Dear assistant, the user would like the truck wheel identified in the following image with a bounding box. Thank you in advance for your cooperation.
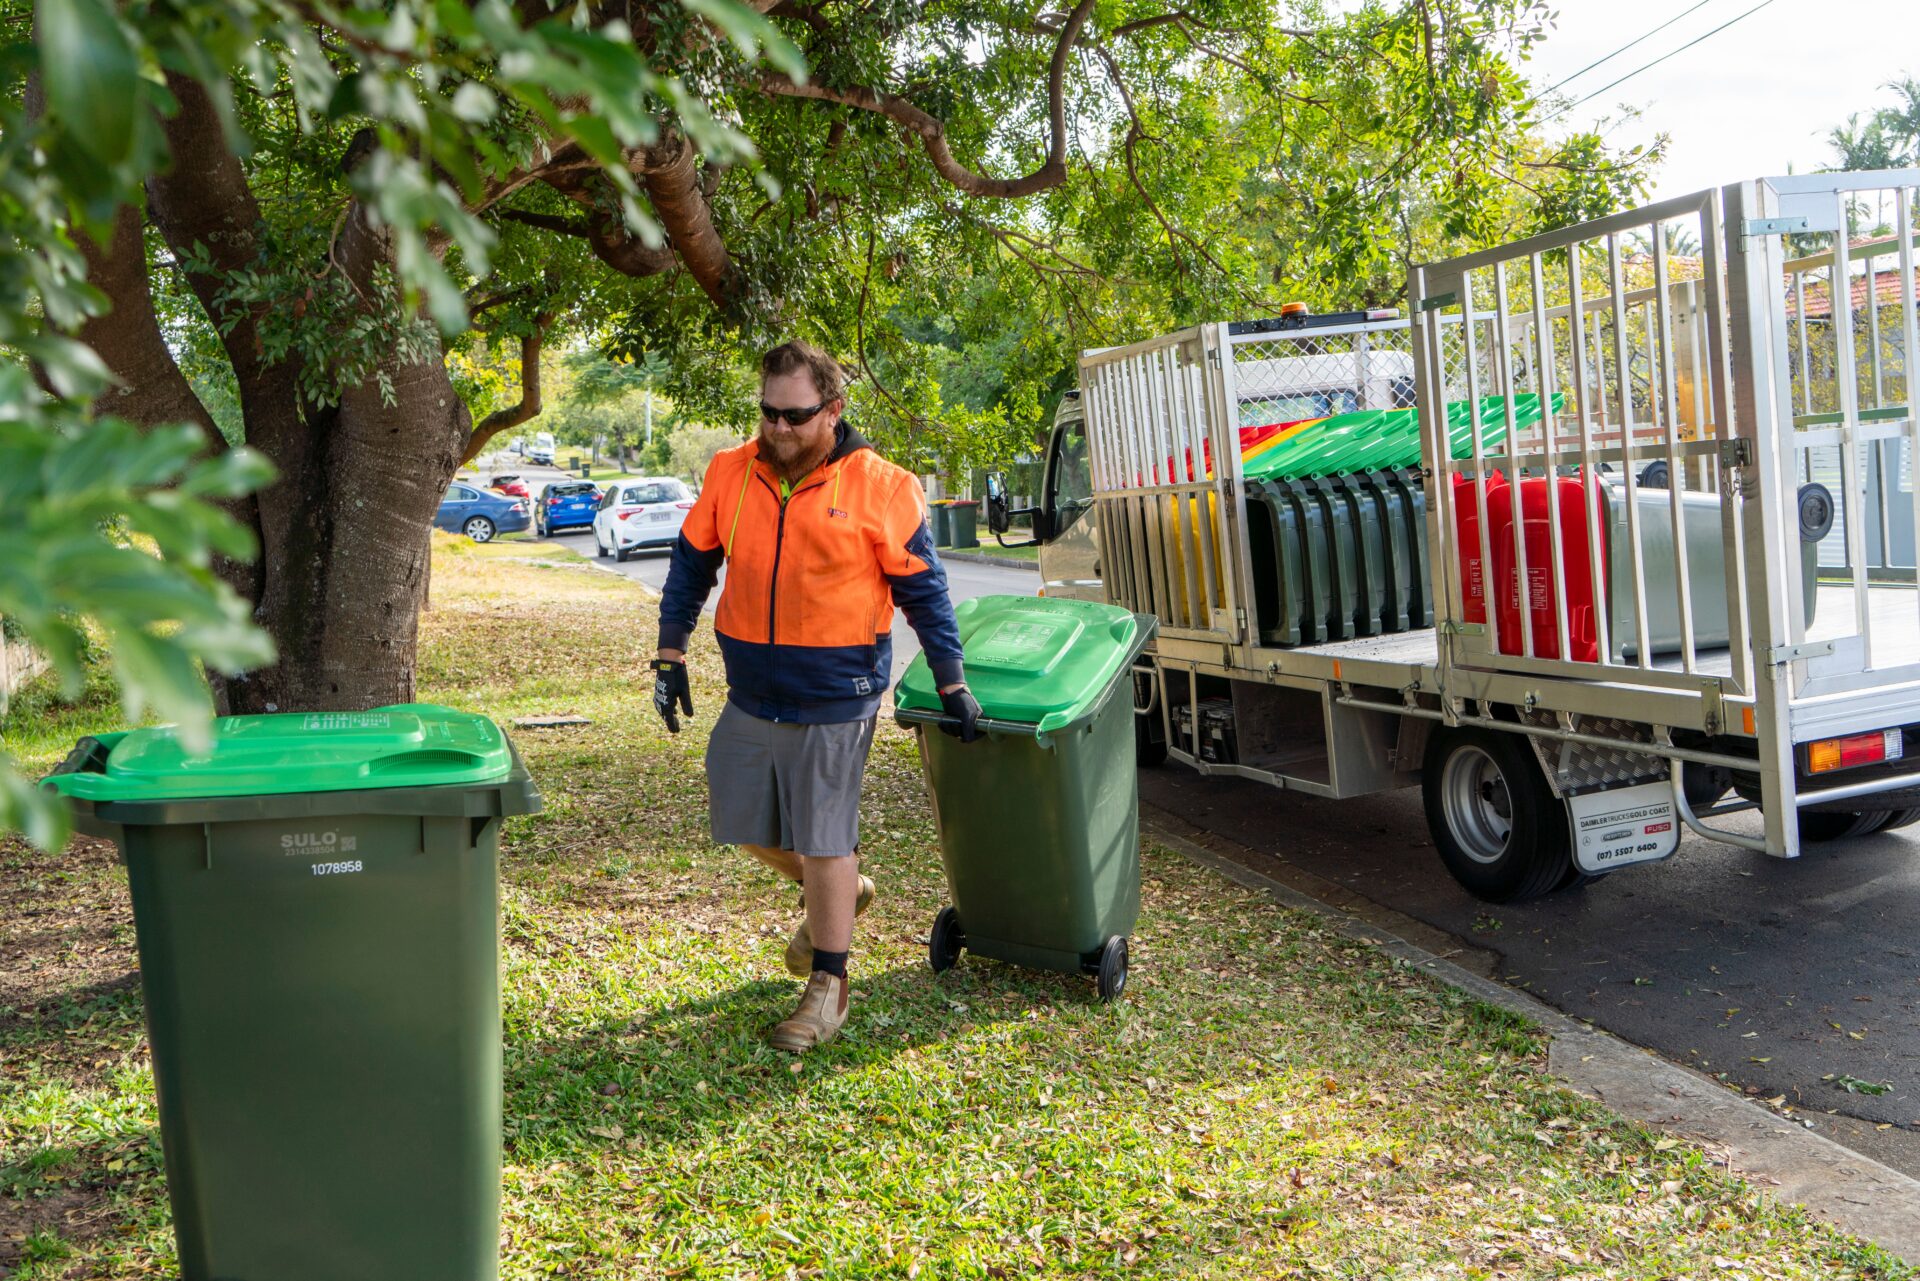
[1800,810,1896,842]
[1422,726,1573,902]
[1878,809,1920,832]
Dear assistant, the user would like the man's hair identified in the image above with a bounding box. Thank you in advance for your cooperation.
[761,340,845,404]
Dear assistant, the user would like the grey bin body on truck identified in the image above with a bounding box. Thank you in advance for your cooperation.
[1598,478,1823,660]
[895,597,1157,1001]
[40,704,541,1281]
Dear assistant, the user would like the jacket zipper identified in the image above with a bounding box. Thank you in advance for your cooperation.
[757,465,833,721]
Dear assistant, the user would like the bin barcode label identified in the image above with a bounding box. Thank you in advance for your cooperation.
[301,712,392,731]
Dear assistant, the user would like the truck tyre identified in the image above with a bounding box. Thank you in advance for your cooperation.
[1878,808,1920,832]
[1422,726,1573,902]
[1800,809,1897,842]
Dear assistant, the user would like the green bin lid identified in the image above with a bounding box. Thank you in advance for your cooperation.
[42,703,514,803]
[896,596,1143,733]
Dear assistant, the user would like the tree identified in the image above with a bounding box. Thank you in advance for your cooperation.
[12,0,1647,728]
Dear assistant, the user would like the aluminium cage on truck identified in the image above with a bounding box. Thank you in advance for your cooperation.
[1078,169,1920,865]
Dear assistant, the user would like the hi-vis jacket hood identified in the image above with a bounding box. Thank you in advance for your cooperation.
[657,423,966,723]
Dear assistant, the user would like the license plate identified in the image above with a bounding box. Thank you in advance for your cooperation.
[649,511,672,522]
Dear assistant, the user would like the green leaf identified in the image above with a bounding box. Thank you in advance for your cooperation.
[34,0,141,164]
[677,0,807,82]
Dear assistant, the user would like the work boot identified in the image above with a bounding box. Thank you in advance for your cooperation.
[784,875,875,977]
[770,971,849,1052]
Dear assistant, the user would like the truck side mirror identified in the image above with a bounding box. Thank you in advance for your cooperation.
[985,473,1011,534]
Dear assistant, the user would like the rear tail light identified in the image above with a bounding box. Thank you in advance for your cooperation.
[617,510,634,521]
[1808,729,1904,774]
[676,502,694,509]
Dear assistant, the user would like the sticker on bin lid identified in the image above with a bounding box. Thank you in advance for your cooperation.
[966,615,1084,675]
[42,703,514,803]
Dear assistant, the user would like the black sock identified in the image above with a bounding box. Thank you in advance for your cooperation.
[813,949,848,979]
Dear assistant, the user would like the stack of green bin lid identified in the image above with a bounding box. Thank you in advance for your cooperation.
[1243,393,1561,482]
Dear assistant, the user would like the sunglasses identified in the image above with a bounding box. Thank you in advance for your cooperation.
[759,401,830,427]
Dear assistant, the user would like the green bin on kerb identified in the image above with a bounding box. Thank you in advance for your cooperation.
[895,597,1156,1002]
[41,703,541,1281]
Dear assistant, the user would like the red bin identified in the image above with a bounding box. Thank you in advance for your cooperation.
[1490,475,1608,662]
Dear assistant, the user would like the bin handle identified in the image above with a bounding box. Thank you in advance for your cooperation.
[362,747,489,775]
[49,736,115,779]
[892,707,1050,739]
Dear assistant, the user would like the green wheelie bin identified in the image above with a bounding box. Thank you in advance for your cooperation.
[894,596,1156,1002]
[40,703,541,1281]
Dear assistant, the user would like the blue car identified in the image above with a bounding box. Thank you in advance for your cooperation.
[534,480,600,536]
[436,482,529,542]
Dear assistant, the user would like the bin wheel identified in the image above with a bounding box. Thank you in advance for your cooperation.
[1422,725,1573,903]
[929,906,964,973]
[1096,936,1129,1003]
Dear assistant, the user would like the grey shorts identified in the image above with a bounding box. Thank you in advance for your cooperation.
[703,701,877,856]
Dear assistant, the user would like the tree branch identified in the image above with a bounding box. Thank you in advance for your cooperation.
[72,198,221,440]
[758,0,1095,200]
[146,72,305,454]
[462,316,553,465]
[633,135,743,310]
[532,170,680,280]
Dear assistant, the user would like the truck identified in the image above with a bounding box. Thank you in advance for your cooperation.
[529,431,556,465]
[985,170,1920,902]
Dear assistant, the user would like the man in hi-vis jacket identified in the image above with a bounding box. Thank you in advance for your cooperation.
[651,340,981,1052]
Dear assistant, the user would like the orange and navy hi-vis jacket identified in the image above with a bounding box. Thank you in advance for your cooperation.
[657,424,965,723]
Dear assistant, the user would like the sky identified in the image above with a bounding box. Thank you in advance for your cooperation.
[1519,0,1919,202]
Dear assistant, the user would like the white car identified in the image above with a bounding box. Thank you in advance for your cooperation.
[593,476,696,561]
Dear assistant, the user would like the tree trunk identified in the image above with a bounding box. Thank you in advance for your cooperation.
[213,341,470,715]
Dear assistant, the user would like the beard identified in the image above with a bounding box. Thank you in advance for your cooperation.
[757,419,836,480]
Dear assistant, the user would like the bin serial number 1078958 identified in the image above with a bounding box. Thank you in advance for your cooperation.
[311,860,364,876]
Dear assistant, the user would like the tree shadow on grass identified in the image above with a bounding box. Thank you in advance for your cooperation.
[503,954,1086,1159]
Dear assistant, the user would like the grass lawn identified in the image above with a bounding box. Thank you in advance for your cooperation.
[0,548,1912,1279]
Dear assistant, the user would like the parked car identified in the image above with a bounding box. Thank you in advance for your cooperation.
[487,473,530,499]
[535,480,600,536]
[436,482,529,543]
[592,477,695,561]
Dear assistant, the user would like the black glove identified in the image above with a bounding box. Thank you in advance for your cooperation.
[938,684,983,743]
[651,659,694,733]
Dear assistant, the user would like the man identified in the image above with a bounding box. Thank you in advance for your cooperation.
[651,340,982,1053]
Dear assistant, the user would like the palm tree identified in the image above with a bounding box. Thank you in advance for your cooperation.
[1873,75,1920,166]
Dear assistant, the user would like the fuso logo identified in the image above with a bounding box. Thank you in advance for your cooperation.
[1643,821,1672,835]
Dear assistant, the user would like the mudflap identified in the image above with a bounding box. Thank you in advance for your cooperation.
[1567,780,1681,875]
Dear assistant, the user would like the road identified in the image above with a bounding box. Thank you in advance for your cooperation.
[1139,765,1920,1177]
